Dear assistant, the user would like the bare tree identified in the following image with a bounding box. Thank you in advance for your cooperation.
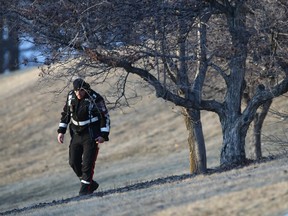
[7,0,288,169]
[0,18,4,73]
[262,103,288,154]
[0,0,21,73]
[7,19,20,72]
[242,0,288,159]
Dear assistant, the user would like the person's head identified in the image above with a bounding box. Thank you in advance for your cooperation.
[73,78,90,100]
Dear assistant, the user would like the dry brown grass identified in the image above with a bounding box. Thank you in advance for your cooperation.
[0,68,287,215]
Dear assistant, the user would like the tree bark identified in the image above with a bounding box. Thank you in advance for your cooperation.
[251,100,272,159]
[182,11,209,174]
[7,20,19,72]
[220,115,247,167]
[184,111,197,174]
[184,108,207,174]
[220,2,250,167]
[0,18,4,73]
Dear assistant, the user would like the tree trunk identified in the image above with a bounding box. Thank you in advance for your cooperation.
[182,10,209,174]
[0,18,4,73]
[8,20,20,72]
[184,108,207,174]
[185,116,197,174]
[220,116,247,167]
[251,100,272,159]
[220,3,250,167]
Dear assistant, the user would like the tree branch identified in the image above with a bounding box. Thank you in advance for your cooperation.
[242,76,288,126]
[84,47,198,108]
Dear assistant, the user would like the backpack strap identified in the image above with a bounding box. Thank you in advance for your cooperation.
[67,91,75,113]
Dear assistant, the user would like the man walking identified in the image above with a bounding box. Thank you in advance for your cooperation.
[57,78,110,195]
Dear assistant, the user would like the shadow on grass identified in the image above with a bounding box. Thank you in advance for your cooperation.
[0,155,280,216]
[0,173,194,215]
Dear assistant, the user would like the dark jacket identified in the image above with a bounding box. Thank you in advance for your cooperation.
[57,89,110,141]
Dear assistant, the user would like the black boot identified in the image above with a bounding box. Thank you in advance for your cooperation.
[79,182,90,196]
[90,180,99,193]
[79,180,99,195]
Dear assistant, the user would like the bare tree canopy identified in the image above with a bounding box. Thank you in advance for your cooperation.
[4,0,288,168]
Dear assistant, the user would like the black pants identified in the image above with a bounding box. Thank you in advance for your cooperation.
[69,132,99,183]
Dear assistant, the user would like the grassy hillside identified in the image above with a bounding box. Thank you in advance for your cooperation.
[0,68,287,215]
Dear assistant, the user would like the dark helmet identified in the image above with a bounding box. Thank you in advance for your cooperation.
[73,78,90,90]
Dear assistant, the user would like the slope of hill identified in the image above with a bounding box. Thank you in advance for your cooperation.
[0,68,287,215]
